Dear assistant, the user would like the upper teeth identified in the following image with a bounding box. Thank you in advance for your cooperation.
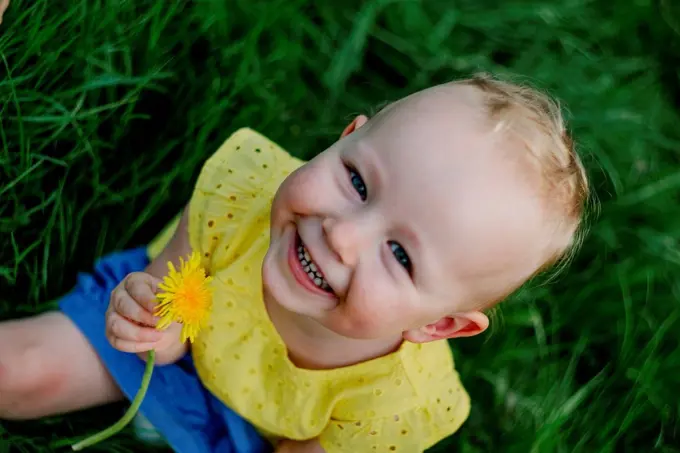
[298,244,331,291]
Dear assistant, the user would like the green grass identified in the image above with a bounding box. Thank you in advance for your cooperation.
[1,0,680,451]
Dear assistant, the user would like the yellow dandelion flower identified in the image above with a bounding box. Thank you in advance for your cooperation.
[154,251,213,343]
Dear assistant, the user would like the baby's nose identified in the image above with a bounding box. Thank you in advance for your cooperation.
[322,216,364,266]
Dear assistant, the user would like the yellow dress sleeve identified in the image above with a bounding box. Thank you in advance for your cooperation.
[319,375,470,453]
[187,127,303,274]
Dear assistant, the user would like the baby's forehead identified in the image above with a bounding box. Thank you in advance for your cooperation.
[364,86,520,192]
[380,142,544,262]
[356,89,552,302]
[368,84,490,150]
[397,157,548,306]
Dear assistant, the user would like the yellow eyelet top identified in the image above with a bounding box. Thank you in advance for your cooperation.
[147,128,471,452]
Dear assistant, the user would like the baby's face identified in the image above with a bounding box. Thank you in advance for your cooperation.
[263,85,551,341]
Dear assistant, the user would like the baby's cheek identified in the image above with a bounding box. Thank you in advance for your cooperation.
[342,292,403,338]
[333,309,385,339]
[280,166,327,214]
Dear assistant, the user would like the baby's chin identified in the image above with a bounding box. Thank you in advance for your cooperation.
[309,312,409,342]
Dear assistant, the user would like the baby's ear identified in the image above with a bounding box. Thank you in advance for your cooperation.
[340,115,369,138]
[403,311,489,344]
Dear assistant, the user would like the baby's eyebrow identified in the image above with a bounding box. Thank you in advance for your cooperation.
[399,226,421,254]
[355,141,384,191]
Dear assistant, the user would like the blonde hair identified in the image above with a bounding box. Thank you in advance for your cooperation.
[458,73,591,280]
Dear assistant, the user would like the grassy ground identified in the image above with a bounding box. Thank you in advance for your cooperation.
[1,0,680,451]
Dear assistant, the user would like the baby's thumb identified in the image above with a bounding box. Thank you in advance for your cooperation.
[128,272,164,313]
[147,274,164,295]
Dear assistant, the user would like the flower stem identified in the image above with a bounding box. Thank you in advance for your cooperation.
[71,350,156,451]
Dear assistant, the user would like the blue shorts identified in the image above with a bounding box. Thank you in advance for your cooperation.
[59,248,271,453]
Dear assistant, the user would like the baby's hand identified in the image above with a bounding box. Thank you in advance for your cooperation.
[106,272,181,354]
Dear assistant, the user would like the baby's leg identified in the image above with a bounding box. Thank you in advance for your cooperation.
[0,311,122,419]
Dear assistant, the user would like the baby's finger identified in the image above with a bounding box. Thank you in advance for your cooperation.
[125,273,162,313]
[110,286,158,326]
[108,312,164,343]
[107,334,159,354]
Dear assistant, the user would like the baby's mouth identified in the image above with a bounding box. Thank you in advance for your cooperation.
[296,235,333,294]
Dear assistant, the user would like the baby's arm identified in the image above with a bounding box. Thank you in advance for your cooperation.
[137,206,193,364]
[144,206,193,284]
[275,439,325,453]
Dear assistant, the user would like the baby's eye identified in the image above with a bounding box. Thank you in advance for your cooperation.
[389,241,412,275]
[346,165,367,201]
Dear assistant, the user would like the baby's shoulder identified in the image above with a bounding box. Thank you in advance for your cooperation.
[331,341,465,417]
[319,342,470,452]
[203,127,304,177]
[188,128,304,272]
